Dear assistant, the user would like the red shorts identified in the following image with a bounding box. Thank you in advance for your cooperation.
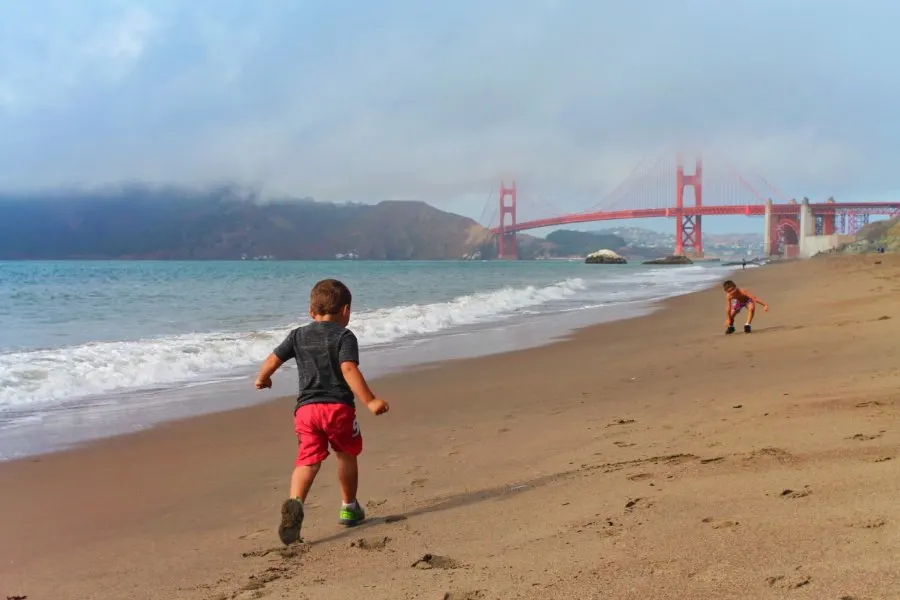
[293,403,362,466]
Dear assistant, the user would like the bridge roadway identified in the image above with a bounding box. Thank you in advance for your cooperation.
[489,202,900,235]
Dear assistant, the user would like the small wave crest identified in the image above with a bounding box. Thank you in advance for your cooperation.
[0,278,587,409]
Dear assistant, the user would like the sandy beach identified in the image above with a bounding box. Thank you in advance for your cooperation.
[2,254,900,600]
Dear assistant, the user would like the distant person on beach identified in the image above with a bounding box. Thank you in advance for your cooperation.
[722,279,768,334]
[741,259,746,270]
[254,278,390,545]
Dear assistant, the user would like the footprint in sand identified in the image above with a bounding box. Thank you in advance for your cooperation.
[411,554,462,570]
[607,418,636,428]
[350,536,392,550]
[855,401,884,408]
[874,456,894,463]
[702,517,740,529]
[847,433,883,441]
[442,591,485,600]
[600,518,624,537]
[233,565,293,599]
[780,487,812,499]
[241,544,309,559]
[624,497,653,513]
[766,571,812,590]
[614,441,636,448]
[849,518,886,529]
[410,478,428,489]
[627,473,653,482]
[742,447,794,463]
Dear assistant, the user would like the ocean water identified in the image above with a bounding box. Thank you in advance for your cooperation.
[0,260,732,459]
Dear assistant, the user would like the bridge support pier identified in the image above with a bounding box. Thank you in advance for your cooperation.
[677,215,703,257]
[497,181,518,260]
[798,198,812,258]
[763,199,774,256]
[675,156,703,257]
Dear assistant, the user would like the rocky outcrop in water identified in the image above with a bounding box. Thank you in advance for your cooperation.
[585,249,627,264]
[642,255,694,265]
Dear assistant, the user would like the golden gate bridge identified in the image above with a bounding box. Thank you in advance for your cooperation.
[482,152,900,259]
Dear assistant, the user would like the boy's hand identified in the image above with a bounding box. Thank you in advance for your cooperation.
[254,354,283,390]
[366,398,390,415]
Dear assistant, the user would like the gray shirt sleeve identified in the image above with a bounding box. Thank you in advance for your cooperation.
[337,330,360,364]
[273,332,296,362]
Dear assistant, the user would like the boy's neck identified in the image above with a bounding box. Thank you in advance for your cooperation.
[312,315,339,322]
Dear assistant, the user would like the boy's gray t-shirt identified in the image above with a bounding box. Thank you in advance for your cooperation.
[273,321,360,412]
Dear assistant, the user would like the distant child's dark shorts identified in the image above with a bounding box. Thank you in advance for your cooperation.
[293,403,362,466]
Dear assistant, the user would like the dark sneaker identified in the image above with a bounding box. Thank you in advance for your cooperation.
[725,326,735,335]
[338,502,366,527]
[744,324,752,333]
[278,498,304,545]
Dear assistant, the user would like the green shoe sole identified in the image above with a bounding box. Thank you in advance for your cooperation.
[339,505,366,527]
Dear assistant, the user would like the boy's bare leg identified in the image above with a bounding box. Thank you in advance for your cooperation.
[336,452,366,525]
[745,303,756,325]
[290,463,321,502]
[335,452,359,504]
[279,464,320,545]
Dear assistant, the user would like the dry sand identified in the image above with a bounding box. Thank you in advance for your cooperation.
[2,254,900,600]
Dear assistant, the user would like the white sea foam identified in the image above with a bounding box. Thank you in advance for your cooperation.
[0,265,730,413]
[0,277,589,410]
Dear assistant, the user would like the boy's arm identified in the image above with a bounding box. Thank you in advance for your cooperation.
[341,362,389,415]
[338,330,389,415]
[254,354,283,389]
[742,288,769,309]
[255,332,294,389]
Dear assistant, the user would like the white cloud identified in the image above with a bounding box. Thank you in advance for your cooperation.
[0,0,898,220]
[85,7,158,63]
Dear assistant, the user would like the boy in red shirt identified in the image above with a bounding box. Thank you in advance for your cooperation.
[255,279,389,545]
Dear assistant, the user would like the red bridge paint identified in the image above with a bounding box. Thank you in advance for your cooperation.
[486,153,900,259]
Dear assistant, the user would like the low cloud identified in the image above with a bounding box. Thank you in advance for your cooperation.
[1,0,898,220]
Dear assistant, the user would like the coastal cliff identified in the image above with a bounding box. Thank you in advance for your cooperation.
[0,187,496,260]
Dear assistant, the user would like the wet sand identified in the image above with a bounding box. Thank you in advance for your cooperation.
[2,254,900,600]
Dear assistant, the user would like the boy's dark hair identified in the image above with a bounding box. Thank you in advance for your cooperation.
[723,280,736,289]
[310,279,352,315]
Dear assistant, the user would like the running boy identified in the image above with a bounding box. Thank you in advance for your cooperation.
[722,279,768,334]
[254,279,389,545]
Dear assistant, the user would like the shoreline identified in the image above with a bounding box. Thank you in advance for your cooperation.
[0,293,661,464]
[3,254,899,600]
[0,264,725,461]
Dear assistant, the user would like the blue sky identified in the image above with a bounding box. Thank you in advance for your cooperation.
[1,0,899,234]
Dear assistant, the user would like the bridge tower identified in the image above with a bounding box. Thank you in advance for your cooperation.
[497,180,518,260]
[675,155,703,257]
